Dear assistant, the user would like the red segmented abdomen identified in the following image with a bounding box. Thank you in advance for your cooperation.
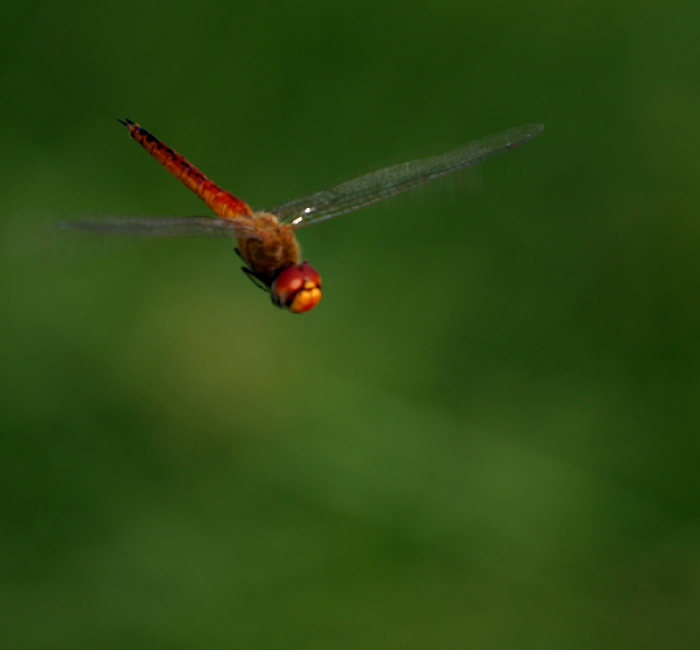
[121,119,253,219]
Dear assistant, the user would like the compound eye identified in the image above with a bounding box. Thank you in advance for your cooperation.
[271,263,322,313]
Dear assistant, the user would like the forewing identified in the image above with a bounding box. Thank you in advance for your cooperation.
[60,216,262,239]
[269,123,544,227]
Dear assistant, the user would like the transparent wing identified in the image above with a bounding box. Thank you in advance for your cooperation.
[269,124,544,228]
[59,216,262,239]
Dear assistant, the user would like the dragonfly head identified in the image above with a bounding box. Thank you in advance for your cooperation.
[271,263,322,313]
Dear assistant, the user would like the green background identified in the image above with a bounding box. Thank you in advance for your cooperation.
[2,1,700,648]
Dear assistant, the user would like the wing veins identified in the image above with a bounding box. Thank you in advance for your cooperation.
[269,124,543,227]
[60,216,261,239]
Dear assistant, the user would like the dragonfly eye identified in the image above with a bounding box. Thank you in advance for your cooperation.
[271,263,322,313]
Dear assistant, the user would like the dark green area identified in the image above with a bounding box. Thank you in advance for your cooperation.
[2,1,700,648]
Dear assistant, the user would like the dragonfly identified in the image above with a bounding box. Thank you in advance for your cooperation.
[62,119,544,313]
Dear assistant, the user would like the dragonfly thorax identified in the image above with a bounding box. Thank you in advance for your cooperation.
[237,211,300,277]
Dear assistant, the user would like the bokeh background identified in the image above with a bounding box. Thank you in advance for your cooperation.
[2,1,700,648]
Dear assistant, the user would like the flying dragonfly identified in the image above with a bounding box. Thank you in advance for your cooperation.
[62,119,544,313]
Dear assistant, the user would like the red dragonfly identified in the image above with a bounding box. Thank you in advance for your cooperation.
[63,120,543,313]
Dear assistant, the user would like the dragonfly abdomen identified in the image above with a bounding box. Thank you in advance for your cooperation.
[120,119,253,219]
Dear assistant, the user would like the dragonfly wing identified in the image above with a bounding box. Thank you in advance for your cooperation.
[60,216,262,239]
[269,124,543,227]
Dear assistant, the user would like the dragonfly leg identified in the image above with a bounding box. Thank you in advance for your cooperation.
[241,265,270,293]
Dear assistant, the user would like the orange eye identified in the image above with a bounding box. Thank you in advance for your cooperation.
[271,263,322,313]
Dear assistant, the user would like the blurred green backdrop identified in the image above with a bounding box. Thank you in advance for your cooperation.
[2,0,700,648]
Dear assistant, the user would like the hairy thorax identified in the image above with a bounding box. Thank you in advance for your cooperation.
[236,211,300,278]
